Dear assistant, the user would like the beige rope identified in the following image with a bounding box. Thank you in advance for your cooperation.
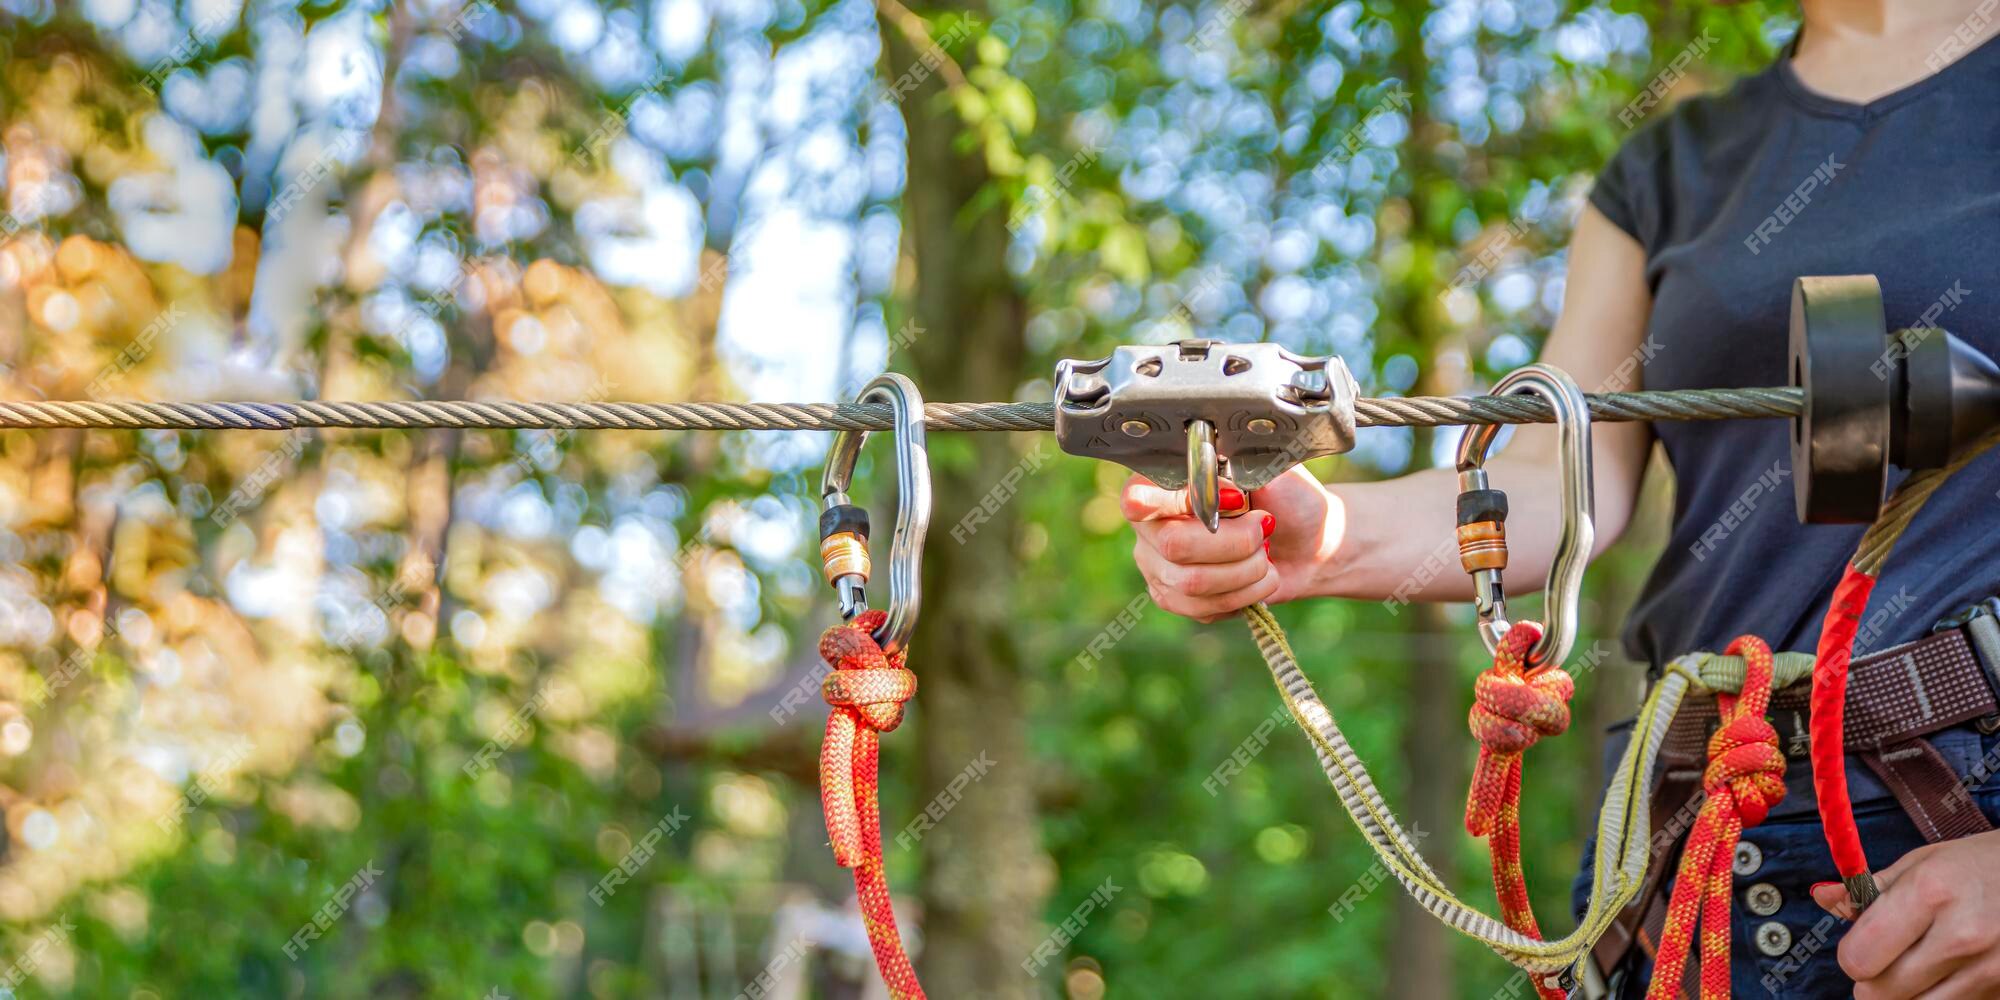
[1854,428,2000,574]
[1244,604,1815,983]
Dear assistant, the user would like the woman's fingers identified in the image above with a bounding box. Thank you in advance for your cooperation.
[1119,474,1249,523]
[1122,473,1279,621]
[1135,539,1272,597]
[1121,477,1189,522]
[1147,559,1282,622]
[1133,507,1268,566]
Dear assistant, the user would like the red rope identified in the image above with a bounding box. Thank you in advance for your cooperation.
[1646,636,1787,1000]
[819,609,926,1000]
[1465,621,1572,1000]
[1809,567,1876,883]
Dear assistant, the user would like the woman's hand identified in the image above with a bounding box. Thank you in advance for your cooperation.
[1120,465,1339,623]
[1811,827,2000,998]
[1112,206,1653,620]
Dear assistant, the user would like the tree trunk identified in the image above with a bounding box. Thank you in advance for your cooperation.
[1387,535,1460,1000]
[1386,42,1460,987]
[883,6,1043,997]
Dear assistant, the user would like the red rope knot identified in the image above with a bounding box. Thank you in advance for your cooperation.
[821,644,917,738]
[818,609,917,866]
[1702,705,1787,827]
[1645,635,1787,1000]
[1465,622,1574,837]
[815,609,925,1000]
[1461,623,1572,1000]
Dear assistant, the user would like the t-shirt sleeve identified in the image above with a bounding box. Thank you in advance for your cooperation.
[1586,122,1671,256]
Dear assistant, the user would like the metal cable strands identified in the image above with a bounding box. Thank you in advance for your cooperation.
[0,386,1800,432]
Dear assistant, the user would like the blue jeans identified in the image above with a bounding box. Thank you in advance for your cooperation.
[1574,719,2000,997]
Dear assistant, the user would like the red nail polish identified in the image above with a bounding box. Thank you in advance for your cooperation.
[1810,881,1838,893]
[1220,487,1246,512]
[1263,540,1271,557]
[1260,514,1276,538]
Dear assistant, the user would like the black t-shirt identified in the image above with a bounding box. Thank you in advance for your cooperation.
[1589,34,2000,670]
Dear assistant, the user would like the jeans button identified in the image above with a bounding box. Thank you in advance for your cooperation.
[1755,920,1793,957]
[1745,882,1783,916]
[1733,840,1763,876]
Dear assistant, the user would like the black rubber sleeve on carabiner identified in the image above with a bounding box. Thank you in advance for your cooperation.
[1456,489,1509,526]
[819,504,871,541]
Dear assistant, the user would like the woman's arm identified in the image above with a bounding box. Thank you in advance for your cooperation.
[1123,205,1657,619]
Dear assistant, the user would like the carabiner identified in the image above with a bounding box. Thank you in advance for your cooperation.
[1453,364,1595,671]
[819,373,932,656]
[1186,418,1221,532]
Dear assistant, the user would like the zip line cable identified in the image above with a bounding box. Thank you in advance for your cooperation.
[0,385,1800,432]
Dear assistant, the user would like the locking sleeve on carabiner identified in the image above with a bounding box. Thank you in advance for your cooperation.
[818,504,872,612]
[1455,488,1509,573]
[819,373,931,657]
[1454,364,1594,671]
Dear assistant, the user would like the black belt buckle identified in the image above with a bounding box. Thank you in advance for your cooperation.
[1934,596,2000,733]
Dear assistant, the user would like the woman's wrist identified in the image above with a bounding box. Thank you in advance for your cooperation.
[1305,484,1365,600]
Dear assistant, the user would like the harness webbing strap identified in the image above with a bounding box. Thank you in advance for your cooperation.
[1598,626,1997,983]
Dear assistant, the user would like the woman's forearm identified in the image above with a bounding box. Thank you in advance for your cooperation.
[1313,448,1590,606]
[1313,467,1467,603]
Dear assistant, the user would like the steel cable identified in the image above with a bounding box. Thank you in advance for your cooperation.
[0,386,1802,432]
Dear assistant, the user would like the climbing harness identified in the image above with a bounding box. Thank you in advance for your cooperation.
[813,373,931,999]
[1215,284,2000,995]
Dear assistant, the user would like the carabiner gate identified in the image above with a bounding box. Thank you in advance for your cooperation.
[1453,364,1594,671]
[1186,418,1221,532]
[820,373,932,656]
